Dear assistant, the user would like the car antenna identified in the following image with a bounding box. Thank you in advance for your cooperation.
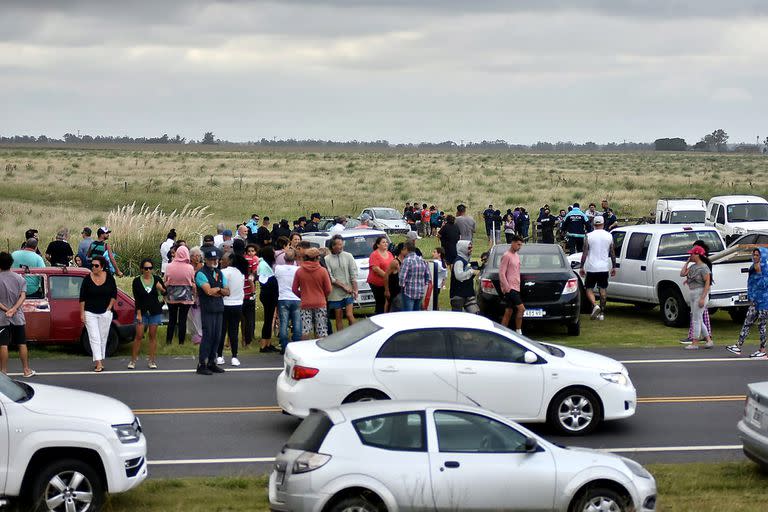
[432,372,483,408]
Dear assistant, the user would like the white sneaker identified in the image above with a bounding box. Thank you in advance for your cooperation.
[215,356,226,365]
[597,314,605,321]
[590,305,602,320]
[230,357,241,367]
[516,329,522,335]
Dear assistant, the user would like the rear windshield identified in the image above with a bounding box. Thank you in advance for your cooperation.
[328,235,384,259]
[669,210,705,224]
[491,248,566,270]
[284,411,333,452]
[317,318,382,352]
[657,231,724,257]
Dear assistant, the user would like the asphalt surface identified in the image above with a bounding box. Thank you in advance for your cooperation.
[3,346,763,478]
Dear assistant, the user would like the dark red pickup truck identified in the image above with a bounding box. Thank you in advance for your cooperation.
[13,267,136,356]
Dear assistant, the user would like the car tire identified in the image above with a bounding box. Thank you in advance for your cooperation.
[567,321,580,336]
[547,387,602,436]
[28,458,105,512]
[659,286,689,327]
[329,495,384,512]
[80,326,120,357]
[570,486,630,512]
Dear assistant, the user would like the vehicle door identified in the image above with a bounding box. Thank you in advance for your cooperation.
[373,329,457,402]
[450,328,544,419]
[715,204,727,234]
[0,399,7,494]
[428,409,557,511]
[48,274,85,341]
[20,273,51,341]
[351,410,433,509]
[706,202,718,227]
[612,232,652,301]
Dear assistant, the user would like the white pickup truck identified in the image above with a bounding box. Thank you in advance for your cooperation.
[571,224,752,327]
[0,373,147,511]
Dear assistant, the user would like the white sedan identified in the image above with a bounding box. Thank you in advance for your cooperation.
[269,401,657,512]
[277,312,636,435]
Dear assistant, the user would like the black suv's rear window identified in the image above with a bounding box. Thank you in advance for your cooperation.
[284,411,333,452]
[317,318,381,352]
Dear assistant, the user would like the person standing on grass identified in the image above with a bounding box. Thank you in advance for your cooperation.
[726,248,768,358]
[256,217,272,248]
[367,236,393,315]
[45,228,74,267]
[680,245,714,350]
[426,247,448,311]
[384,243,406,312]
[275,249,302,351]
[21,229,40,254]
[0,252,35,377]
[538,207,558,244]
[87,227,123,277]
[195,247,229,375]
[257,246,279,352]
[293,248,332,339]
[79,255,117,372]
[326,235,358,331]
[160,229,176,275]
[274,236,290,266]
[186,247,205,345]
[129,258,165,370]
[455,204,476,242]
[241,244,259,348]
[579,216,616,321]
[438,214,460,267]
[217,253,244,367]
[562,204,590,254]
[482,205,495,243]
[449,241,479,313]
[398,241,431,312]
[164,246,195,345]
[500,236,525,334]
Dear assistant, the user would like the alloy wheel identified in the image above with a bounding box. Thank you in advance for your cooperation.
[581,495,622,512]
[44,470,94,512]
[557,394,595,432]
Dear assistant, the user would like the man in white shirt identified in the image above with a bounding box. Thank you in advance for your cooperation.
[274,250,302,352]
[217,253,245,366]
[579,216,616,321]
[328,217,347,234]
[160,230,176,274]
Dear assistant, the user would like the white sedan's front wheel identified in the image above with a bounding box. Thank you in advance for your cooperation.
[548,388,602,435]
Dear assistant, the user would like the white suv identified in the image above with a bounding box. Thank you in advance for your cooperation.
[0,373,147,511]
[706,195,768,244]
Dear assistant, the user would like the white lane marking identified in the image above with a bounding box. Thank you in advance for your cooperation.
[621,358,757,364]
[6,367,283,377]
[147,445,744,465]
[148,457,275,465]
[603,445,742,453]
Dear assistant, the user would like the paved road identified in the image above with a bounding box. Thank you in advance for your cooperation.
[4,347,762,478]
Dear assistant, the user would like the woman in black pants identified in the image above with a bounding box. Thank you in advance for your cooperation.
[163,246,195,344]
[257,246,279,352]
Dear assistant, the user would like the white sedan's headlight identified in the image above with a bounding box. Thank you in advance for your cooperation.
[601,372,629,386]
[622,457,653,480]
[112,418,142,444]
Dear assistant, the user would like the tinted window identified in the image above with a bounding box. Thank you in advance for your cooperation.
[625,233,651,261]
[612,231,626,257]
[708,203,718,222]
[353,411,425,452]
[451,329,526,363]
[317,319,381,352]
[669,210,706,224]
[284,411,332,452]
[49,275,83,299]
[342,235,387,259]
[434,410,529,453]
[727,203,768,223]
[657,231,724,257]
[716,205,725,224]
[377,329,450,359]
[490,247,565,270]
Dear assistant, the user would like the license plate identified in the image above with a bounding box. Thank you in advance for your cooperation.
[738,293,749,302]
[524,309,546,318]
[752,408,763,428]
[359,294,373,303]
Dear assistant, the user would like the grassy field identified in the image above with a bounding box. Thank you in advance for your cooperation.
[101,461,767,511]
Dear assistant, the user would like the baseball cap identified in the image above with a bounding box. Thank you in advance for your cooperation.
[222,229,233,237]
[688,246,706,256]
[97,226,111,235]
[406,230,421,241]
[360,213,371,222]
[203,247,221,259]
[593,216,605,225]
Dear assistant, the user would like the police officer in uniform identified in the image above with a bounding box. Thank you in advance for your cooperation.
[195,247,229,375]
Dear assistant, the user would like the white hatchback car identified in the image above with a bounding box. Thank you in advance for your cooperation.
[269,401,657,512]
[277,312,636,435]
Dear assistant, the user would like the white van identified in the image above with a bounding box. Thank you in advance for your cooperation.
[655,198,706,224]
[706,195,768,244]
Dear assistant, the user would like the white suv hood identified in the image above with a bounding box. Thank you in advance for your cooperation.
[374,219,408,229]
[23,383,135,424]
[554,345,625,374]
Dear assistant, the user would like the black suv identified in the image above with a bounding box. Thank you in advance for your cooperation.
[477,244,582,335]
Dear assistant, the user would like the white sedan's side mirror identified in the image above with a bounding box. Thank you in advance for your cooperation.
[524,351,538,364]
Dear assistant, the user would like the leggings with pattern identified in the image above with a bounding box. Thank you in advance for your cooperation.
[737,304,768,349]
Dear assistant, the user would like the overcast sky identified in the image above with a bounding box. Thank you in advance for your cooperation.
[1,1,766,144]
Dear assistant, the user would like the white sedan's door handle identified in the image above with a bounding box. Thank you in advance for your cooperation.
[458,367,477,375]
[379,366,399,373]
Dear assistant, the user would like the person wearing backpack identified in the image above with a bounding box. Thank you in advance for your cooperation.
[87,227,123,277]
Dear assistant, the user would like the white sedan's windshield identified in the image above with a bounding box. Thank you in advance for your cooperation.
[372,209,402,220]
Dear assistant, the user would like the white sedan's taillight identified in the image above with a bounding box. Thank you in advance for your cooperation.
[480,278,497,295]
[292,365,319,380]
[562,278,579,295]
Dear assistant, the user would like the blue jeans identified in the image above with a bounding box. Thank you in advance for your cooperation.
[278,300,303,346]
[401,295,422,312]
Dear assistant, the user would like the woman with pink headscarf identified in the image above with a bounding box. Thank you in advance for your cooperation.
[164,245,195,345]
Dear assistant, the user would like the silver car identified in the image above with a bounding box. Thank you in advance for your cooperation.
[269,401,657,512]
[738,382,768,469]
